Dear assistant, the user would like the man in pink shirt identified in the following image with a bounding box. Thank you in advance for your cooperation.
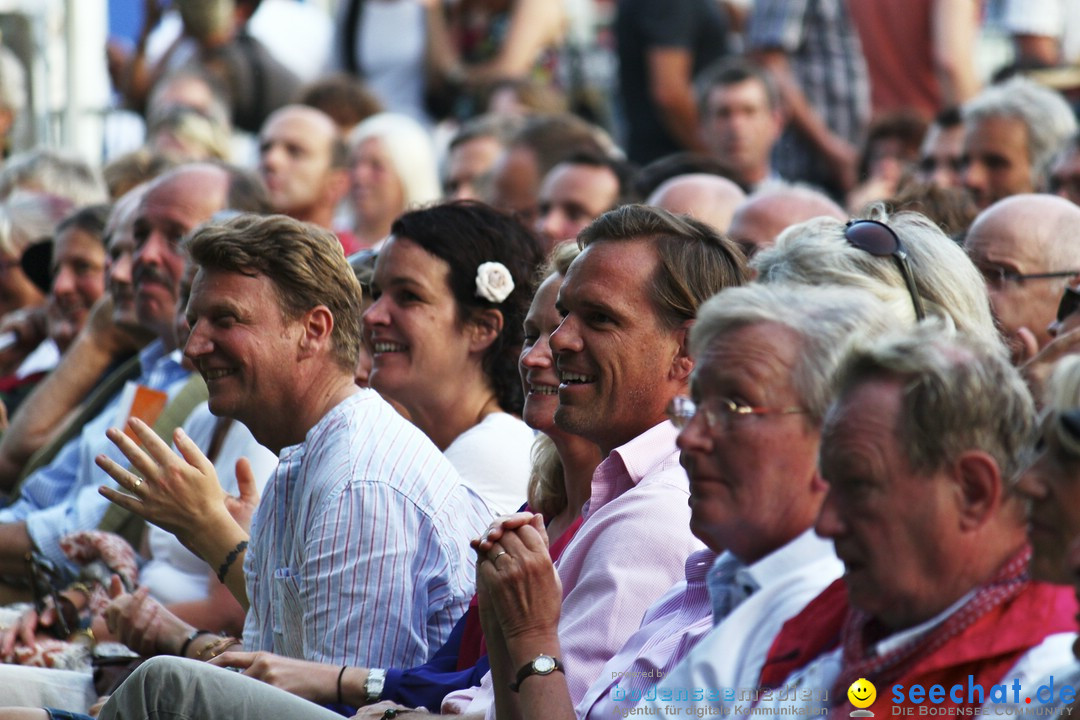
[444,205,749,720]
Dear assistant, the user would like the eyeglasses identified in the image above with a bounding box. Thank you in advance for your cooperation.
[667,395,804,430]
[1057,286,1080,324]
[844,220,926,321]
[982,267,1080,288]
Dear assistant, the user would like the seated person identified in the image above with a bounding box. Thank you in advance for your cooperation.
[0,204,111,417]
[363,202,542,516]
[746,326,1075,716]
[475,283,894,720]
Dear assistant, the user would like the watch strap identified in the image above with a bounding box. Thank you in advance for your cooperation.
[365,667,387,703]
[509,654,563,692]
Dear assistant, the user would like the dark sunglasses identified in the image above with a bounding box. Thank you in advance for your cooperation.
[1061,408,1080,443]
[844,220,926,321]
[1057,286,1080,324]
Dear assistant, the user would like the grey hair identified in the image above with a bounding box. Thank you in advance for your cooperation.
[0,190,75,256]
[963,76,1078,189]
[752,204,999,344]
[347,113,441,209]
[828,322,1036,482]
[1039,354,1080,461]
[0,149,107,207]
[691,283,895,425]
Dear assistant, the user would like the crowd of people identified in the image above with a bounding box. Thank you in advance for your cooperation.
[0,0,1077,719]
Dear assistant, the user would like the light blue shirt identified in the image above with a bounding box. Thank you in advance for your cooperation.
[0,340,191,570]
[242,389,490,669]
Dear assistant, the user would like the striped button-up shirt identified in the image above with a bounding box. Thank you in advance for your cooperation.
[243,389,490,669]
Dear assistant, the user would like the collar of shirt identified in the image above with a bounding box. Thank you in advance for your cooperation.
[741,528,836,593]
[582,420,682,520]
[137,338,166,371]
[873,588,977,657]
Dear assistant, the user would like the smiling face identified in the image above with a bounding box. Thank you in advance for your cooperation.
[676,323,824,560]
[132,167,229,343]
[847,678,877,708]
[816,378,956,630]
[363,236,475,415]
[549,239,683,453]
[184,267,302,430]
[50,225,106,342]
[520,273,563,434]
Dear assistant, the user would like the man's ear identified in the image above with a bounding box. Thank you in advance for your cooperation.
[952,450,1003,531]
[469,308,504,354]
[298,305,335,358]
[669,319,695,383]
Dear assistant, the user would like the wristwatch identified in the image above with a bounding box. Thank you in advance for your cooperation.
[509,654,564,692]
[365,668,387,703]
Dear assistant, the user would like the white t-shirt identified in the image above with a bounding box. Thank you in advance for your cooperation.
[443,412,534,518]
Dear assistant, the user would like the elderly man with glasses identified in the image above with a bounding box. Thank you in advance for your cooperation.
[964,193,1080,364]
[745,326,1075,718]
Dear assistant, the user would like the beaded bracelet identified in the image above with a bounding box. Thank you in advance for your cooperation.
[196,635,241,662]
[217,540,248,584]
[179,629,216,658]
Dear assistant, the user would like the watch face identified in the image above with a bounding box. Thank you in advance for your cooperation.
[534,656,556,674]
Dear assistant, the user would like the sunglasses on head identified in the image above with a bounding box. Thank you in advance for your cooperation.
[844,220,926,321]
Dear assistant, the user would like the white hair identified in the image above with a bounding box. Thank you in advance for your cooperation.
[963,76,1078,187]
[348,113,441,210]
[753,204,1000,345]
[692,283,894,425]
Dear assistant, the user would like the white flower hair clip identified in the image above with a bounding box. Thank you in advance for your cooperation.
[475,261,515,304]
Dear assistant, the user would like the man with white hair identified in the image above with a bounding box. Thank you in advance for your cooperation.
[961,76,1077,209]
[746,326,1075,717]
[964,193,1080,362]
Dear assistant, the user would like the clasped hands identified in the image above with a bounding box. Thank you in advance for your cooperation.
[471,513,562,642]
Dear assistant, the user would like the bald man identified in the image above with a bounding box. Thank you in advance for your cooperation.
[258,104,351,237]
[964,194,1080,362]
[646,173,745,232]
[728,185,846,259]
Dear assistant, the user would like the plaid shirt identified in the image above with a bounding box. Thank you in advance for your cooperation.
[748,0,871,190]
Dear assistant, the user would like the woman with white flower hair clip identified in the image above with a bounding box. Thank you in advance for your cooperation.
[364,200,544,515]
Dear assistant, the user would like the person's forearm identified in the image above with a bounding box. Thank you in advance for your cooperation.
[424,2,461,78]
[754,49,837,156]
[0,333,119,490]
[654,89,707,153]
[183,522,250,612]
[465,0,563,83]
[0,521,35,577]
[647,48,708,153]
[932,0,980,108]
[167,574,247,637]
[501,633,575,720]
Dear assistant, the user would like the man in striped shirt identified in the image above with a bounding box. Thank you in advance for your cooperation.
[97,214,489,676]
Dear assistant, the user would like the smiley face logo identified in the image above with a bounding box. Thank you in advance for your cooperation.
[848,678,876,709]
